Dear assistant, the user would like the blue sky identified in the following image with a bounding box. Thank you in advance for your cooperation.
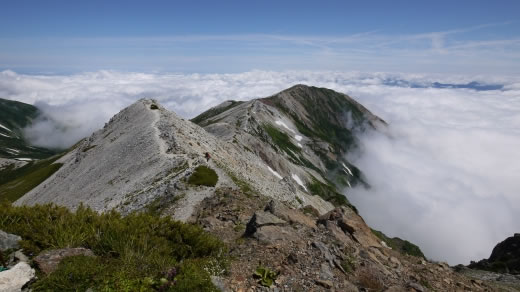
[0,0,519,74]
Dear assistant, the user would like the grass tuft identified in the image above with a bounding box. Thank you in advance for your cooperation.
[262,124,300,161]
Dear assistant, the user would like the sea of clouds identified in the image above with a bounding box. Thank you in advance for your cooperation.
[1,69,519,265]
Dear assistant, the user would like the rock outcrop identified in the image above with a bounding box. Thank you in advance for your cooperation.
[0,230,21,251]
[34,247,95,275]
[0,262,35,292]
[468,233,520,275]
[318,207,382,248]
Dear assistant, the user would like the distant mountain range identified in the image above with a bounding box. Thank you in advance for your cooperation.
[382,79,504,91]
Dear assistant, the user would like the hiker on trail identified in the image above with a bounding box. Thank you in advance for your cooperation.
[205,152,211,162]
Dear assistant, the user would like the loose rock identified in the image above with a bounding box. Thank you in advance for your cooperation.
[246,211,287,235]
[34,247,95,275]
[0,262,35,292]
[0,230,21,251]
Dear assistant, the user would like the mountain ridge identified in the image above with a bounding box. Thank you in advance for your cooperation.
[16,95,333,215]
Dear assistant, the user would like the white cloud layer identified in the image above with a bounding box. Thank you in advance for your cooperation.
[344,85,520,265]
[1,69,519,265]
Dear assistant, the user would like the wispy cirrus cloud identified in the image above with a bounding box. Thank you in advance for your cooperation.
[0,22,518,74]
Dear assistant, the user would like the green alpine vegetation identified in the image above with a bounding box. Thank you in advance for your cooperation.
[371,229,425,258]
[262,123,301,162]
[0,155,64,202]
[191,100,244,126]
[188,165,219,187]
[307,176,357,211]
[0,202,228,291]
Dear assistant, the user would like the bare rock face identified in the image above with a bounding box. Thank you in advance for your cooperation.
[246,211,287,232]
[195,188,494,292]
[34,247,95,275]
[318,207,382,248]
[264,200,317,229]
[0,230,21,251]
[245,211,299,244]
[0,262,35,292]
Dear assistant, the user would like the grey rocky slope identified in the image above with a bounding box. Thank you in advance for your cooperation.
[16,96,332,217]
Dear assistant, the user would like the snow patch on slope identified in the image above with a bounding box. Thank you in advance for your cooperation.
[342,162,353,176]
[15,158,33,161]
[267,165,283,180]
[5,147,20,154]
[291,174,307,191]
[275,120,295,133]
[275,120,304,147]
[0,123,11,132]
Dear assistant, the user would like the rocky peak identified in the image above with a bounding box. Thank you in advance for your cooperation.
[193,85,386,208]
[262,84,386,131]
[468,234,520,275]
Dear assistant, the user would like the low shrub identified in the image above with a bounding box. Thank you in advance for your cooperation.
[188,166,218,187]
[0,202,227,291]
[340,255,356,273]
[254,266,278,287]
[371,229,425,258]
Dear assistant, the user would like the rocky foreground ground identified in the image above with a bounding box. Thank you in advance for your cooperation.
[190,186,520,291]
